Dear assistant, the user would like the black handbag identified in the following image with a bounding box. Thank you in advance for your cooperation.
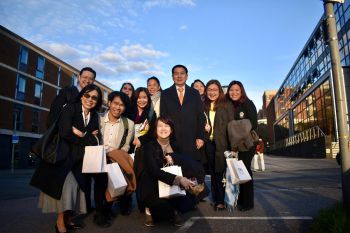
[30,115,63,164]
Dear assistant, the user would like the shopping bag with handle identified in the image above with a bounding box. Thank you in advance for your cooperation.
[82,136,107,173]
[158,165,186,198]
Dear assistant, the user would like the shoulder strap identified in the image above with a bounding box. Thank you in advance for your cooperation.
[118,117,129,150]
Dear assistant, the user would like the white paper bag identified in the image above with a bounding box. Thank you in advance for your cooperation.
[106,163,127,198]
[158,165,186,198]
[82,145,107,173]
[226,158,252,184]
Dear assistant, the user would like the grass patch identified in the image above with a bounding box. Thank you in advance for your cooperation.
[311,202,350,233]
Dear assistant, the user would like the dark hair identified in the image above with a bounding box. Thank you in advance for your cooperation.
[133,87,152,112]
[226,80,249,103]
[108,91,130,110]
[204,79,226,112]
[171,64,188,74]
[77,84,102,112]
[155,116,175,138]
[120,82,135,99]
[191,79,205,89]
[147,76,162,92]
[79,67,96,79]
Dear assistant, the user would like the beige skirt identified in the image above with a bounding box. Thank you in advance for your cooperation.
[38,171,87,214]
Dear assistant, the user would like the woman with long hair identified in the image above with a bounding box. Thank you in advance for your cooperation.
[120,82,135,119]
[226,80,257,211]
[31,84,102,232]
[203,79,228,210]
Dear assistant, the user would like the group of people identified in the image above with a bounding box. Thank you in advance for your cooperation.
[30,64,258,232]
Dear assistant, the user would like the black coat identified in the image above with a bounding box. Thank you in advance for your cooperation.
[160,84,206,160]
[138,140,177,203]
[46,86,79,128]
[205,103,231,172]
[30,103,100,200]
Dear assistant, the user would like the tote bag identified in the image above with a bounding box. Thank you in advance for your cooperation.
[158,165,186,198]
[226,158,252,184]
[82,137,107,173]
[106,163,127,200]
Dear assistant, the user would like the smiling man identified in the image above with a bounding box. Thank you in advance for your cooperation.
[46,67,96,128]
[98,91,135,224]
[160,64,206,162]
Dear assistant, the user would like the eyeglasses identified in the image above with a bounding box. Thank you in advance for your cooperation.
[83,93,98,102]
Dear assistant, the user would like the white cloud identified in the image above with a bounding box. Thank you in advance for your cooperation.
[40,42,81,60]
[121,44,168,58]
[179,25,188,30]
[143,0,195,9]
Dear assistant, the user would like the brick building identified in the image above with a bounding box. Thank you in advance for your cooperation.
[0,26,113,169]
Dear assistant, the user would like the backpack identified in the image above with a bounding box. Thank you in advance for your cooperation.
[118,117,129,150]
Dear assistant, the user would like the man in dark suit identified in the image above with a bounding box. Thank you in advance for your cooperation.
[160,64,206,161]
[46,67,96,128]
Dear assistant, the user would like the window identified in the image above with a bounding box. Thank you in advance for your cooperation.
[19,46,28,72]
[16,75,26,100]
[31,110,41,133]
[34,82,43,105]
[35,56,45,79]
[104,90,108,102]
[13,105,23,131]
[72,74,78,86]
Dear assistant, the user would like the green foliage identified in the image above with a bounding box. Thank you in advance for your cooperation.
[311,203,350,233]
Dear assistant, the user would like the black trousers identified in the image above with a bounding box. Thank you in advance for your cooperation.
[206,141,225,205]
[89,173,108,215]
[237,148,255,209]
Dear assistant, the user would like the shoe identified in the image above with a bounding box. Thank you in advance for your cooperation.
[171,211,184,227]
[55,224,67,233]
[214,204,226,211]
[93,213,111,228]
[64,221,83,230]
[237,205,253,212]
[144,214,155,227]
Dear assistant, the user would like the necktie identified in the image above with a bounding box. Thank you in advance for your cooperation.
[178,87,184,105]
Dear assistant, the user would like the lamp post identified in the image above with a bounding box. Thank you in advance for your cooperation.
[323,0,350,210]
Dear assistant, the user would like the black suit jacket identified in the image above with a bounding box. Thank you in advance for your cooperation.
[31,102,100,200]
[46,86,79,128]
[138,140,177,203]
[160,84,206,160]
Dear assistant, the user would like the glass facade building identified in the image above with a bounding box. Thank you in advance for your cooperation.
[273,2,350,157]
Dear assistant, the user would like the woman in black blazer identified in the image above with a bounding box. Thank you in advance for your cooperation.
[138,117,195,227]
[30,84,102,233]
[203,79,228,211]
[226,80,258,212]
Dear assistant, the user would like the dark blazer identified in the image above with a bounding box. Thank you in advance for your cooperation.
[46,86,79,128]
[160,84,206,160]
[206,102,231,172]
[30,102,100,200]
[138,140,177,203]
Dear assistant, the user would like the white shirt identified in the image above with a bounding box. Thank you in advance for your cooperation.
[81,106,91,127]
[103,111,121,152]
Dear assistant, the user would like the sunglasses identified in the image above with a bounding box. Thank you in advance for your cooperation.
[83,93,98,102]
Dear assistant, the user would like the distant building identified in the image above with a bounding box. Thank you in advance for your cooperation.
[271,3,349,158]
[0,26,113,169]
[262,90,277,118]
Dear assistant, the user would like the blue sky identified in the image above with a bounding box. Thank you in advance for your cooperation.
[0,0,324,109]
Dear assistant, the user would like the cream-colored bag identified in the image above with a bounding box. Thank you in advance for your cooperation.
[226,158,251,184]
[82,137,107,173]
[106,163,127,199]
[158,165,186,198]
